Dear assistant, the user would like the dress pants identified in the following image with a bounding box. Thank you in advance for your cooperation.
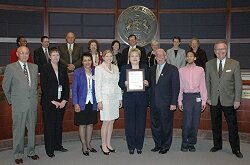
[181,93,201,147]
[210,99,240,152]
[123,93,147,150]
[151,104,174,150]
[12,109,37,159]
[43,105,65,155]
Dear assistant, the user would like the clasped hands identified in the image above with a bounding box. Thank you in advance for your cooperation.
[124,80,149,87]
[51,100,67,109]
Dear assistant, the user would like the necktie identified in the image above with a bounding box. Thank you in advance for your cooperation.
[156,65,161,83]
[218,60,222,78]
[45,48,49,62]
[68,44,73,64]
[23,64,29,85]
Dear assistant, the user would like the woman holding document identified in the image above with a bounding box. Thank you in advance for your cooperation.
[118,48,150,155]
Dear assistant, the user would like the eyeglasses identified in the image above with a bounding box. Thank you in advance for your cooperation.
[215,48,226,51]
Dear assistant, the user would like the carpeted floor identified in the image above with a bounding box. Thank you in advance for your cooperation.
[0,137,249,165]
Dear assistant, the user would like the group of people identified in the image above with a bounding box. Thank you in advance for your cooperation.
[2,32,243,164]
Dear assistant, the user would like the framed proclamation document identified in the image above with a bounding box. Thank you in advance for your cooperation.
[126,69,145,92]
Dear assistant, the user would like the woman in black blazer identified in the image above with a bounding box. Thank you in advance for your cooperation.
[118,48,150,154]
[40,47,69,158]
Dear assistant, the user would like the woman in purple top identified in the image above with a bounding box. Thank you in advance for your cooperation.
[72,52,97,156]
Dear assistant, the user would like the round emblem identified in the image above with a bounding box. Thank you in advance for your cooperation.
[117,5,158,47]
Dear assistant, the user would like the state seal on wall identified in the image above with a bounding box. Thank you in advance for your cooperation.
[117,5,158,47]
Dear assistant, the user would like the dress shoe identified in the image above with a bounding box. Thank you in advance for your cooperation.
[82,148,89,156]
[47,153,55,158]
[181,146,188,152]
[88,147,97,153]
[159,148,169,154]
[188,146,196,152]
[137,149,142,154]
[55,147,68,152]
[107,147,116,153]
[15,158,23,164]
[129,149,134,154]
[233,151,243,158]
[210,147,222,152]
[151,147,160,152]
[100,146,110,155]
[27,154,40,160]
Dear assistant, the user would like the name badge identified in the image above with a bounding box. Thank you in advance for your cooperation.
[58,85,63,91]
[196,97,201,102]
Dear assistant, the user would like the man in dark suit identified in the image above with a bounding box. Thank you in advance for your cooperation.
[34,36,50,73]
[119,34,147,67]
[58,32,82,71]
[206,41,243,158]
[150,48,180,154]
[2,46,40,164]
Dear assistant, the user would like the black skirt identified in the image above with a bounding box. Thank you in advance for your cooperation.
[74,102,97,125]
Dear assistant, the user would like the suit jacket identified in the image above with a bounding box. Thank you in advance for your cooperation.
[205,58,242,106]
[166,47,186,69]
[150,63,180,108]
[72,67,97,111]
[2,62,38,113]
[58,43,83,69]
[34,47,49,73]
[40,63,69,108]
[121,45,147,66]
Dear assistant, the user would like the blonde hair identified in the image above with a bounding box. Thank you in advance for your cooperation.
[102,49,112,57]
[128,48,141,58]
[151,40,159,46]
[189,38,200,47]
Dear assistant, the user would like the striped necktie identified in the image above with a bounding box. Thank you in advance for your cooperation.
[68,44,73,64]
[23,63,29,85]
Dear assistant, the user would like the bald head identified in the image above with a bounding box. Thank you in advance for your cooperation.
[17,46,30,63]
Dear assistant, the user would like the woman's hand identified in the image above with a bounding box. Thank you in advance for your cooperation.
[125,81,128,87]
[119,100,122,108]
[178,105,183,111]
[74,104,80,112]
[51,100,60,108]
[59,100,67,109]
[98,102,103,110]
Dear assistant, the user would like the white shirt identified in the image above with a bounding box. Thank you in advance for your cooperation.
[42,47,48,54]
[67,43,74,50]
[217,58,226,71]
[85,74,93,104]
[18,60,31,86]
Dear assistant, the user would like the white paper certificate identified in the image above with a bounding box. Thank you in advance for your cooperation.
[126,69,145,92]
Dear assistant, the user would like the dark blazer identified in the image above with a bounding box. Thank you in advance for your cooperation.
[115,52,123,71]
[121,45,147,66]
[190,47,208,70]
[150,63,180,108]
[34,47,49,73]
[58,43,83,69]
[147,51,157,67]
[72,67,97,111]
[40,63,69,107]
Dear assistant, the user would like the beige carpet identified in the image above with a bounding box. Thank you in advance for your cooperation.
[0,137,249,165]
